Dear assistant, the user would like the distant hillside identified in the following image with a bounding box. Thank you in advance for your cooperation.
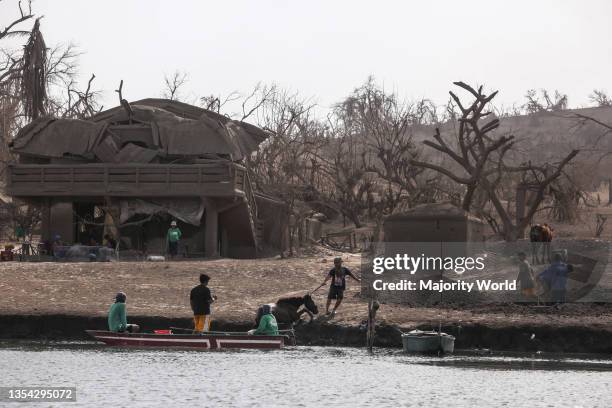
[410,106,612,184]
[496,106,612,159]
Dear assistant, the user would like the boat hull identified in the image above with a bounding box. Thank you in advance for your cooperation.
[86,330,285,350]
[401,331,455,354]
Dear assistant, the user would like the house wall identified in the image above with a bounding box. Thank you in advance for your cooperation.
[255,196,288,249]
[219,204,256,258]
[383,216,487,269]
[384,218,470,242]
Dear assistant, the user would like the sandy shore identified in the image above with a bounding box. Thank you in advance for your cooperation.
[2,252,611,330]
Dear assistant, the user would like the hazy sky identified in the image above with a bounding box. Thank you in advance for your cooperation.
[3,0,612,115]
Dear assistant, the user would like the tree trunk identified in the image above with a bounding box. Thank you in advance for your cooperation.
[462,183,477,211]
[515,184,527,227]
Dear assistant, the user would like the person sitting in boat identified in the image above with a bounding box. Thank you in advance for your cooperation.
[190,274,217,332]
[108,292,139,333]
[248,304,279,336]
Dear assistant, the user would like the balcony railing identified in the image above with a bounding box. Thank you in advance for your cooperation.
[6,162,247,198]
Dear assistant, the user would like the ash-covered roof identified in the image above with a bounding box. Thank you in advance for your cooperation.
[385,202,485,223]
[10,99,269,162]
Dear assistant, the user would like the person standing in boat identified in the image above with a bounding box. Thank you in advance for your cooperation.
[321,257,360,316]
[248,304,279,335]
[108,292,139,333]
[190,274,216,332]
[166,220,182,259]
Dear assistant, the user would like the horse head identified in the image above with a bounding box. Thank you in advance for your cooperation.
[303,294,319,315]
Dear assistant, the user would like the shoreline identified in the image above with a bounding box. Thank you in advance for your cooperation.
[2,314,611,354]
[2,257,611,355]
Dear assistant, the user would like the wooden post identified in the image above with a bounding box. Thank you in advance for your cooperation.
[367,299,379,352]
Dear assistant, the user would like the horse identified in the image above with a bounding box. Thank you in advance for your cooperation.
[530,224,553,265]
[255,294,319,328]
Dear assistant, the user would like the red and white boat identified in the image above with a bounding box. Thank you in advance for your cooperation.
[85,330,288,350]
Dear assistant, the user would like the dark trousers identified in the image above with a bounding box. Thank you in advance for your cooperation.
[168,241,178,256]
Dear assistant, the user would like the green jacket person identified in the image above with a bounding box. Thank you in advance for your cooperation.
[249,305,279,335]
[167,220,182,258]
[108,292,139,333]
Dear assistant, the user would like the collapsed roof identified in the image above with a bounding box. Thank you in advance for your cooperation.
[10,98,269,162]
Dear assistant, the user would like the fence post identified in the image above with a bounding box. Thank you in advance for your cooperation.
[367,299,379,352]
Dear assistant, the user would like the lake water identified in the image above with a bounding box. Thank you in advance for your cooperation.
[1,342,611,407]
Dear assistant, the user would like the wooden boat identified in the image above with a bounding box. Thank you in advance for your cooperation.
[401,330,455,354]
[85,330,287,350]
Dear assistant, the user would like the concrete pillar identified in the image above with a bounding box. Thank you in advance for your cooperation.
[204,198,219,257]
[40,198,51,241]
[49,200,74,244]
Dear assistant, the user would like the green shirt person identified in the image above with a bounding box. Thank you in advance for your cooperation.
[108,292,139,333]
[15,225,25,241]
[167,220,182,258]
[249,305,279,335]
[108,302,127,332]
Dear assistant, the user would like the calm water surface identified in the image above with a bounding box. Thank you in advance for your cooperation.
[0,341,611,407]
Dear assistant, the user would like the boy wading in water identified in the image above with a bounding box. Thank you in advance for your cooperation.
[190,274,217,332]
[322,257,360,316]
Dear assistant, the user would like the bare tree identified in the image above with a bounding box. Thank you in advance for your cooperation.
[329,78,430,236]
[200,91,240,114]
[20,17,46,120]
[54,73,102,119]
[246,88,323,254]
[589,89,612,107]
[162,70,188,101]
[200,82,276,121]
[411,82,513,212]
[0,0,33,43]
[1,0,35,177]
[412,82,579,240]
[524,89,568,114]
[324,117,372,228]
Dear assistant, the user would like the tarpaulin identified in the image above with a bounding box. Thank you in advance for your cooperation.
[12,99,269,162]
[11,117,107,158]
[120,198,204,226]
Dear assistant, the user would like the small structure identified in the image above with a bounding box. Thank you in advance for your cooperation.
[6,99,285,258]
[383,202,486,242]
